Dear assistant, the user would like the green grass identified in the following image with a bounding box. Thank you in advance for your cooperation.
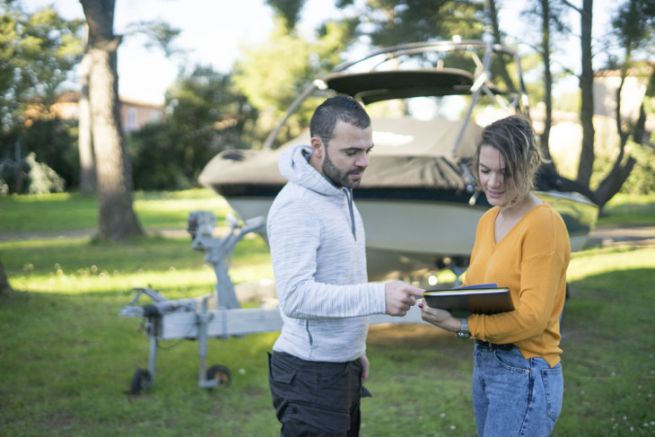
[597,193,655,227]
[0,188,232,233]
[1,191,654,436]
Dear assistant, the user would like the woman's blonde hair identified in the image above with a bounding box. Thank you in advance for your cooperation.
[474,115,544,203]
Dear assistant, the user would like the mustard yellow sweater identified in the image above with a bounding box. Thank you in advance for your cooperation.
[466,203,570,367]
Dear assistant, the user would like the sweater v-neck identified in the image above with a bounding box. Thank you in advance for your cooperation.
[491,203,548,246]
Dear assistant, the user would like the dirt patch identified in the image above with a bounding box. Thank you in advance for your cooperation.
[367,324,463,350]
[4,224,654,247]
[586,225,655,248]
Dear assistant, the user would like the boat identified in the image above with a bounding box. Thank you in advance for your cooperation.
[198,40,598,280]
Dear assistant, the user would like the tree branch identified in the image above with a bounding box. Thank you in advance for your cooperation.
[593,156,637,209]
[549,57,579,77]
[560,0,582,15]
[486,0,516,92]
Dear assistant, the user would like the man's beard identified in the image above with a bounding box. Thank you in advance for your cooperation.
[322,151,362,188]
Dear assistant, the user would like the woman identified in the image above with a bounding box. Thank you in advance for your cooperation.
[420,115,570,436]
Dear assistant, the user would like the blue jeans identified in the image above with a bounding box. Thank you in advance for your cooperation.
[472,342,563,437]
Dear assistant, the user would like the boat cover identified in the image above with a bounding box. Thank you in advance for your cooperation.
[323,70,479,104]
[198,117,482,191]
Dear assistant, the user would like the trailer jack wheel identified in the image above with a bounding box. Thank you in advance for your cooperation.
[206,364,231,387]
[129,368,152,395]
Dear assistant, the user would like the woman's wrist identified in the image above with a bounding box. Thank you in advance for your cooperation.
[439,316,461,333]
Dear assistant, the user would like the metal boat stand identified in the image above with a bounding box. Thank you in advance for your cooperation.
[120,211,423,394]
[120,212,267,393]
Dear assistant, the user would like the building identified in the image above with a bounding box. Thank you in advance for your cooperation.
[51,92,164,133]
[594,64,653,122]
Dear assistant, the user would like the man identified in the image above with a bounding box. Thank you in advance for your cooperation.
[267,95,423,436]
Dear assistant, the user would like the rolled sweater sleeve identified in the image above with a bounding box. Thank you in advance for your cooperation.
[268,201,386,319]
[469,250,566,344]
[468,207,570,345]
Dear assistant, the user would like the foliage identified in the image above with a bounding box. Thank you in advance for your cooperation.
[24,152,65,194]
[127,123,185,190]
[1,152,66,195]
[0,2,82,155]
[0,190,653,435]
[584,132,655,198]
[127,66,258,190]
[522,52,547,105]
[0,117,78,195]
[342,0,485,45]
[266,0,306,30]
[24,117,78,184]
[233,17,355,147]
[611,0,655,55]
[586,0,654,205]
[552,90,580,113]
[166,65,258,155]
[123,19,183,58]
[619,142,655,194]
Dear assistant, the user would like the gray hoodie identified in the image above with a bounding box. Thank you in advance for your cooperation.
[267,145,387,362]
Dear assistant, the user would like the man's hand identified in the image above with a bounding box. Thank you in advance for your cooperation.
[360,354,369,381]
[384,281,424,316]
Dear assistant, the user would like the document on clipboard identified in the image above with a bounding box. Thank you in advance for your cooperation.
[423,283,513,316]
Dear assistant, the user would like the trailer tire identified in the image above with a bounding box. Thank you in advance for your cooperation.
[206,364,231,387]
[129,368,152,394]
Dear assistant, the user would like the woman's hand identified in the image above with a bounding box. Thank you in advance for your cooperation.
[418,299,459,332]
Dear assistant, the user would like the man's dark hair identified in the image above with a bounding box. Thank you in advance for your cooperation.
[309,95,370,147]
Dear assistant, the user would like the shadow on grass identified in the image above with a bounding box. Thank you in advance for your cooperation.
[558,267,655,436]
[1,265,653,436]
[1,235,270,277]
[0,287,280,435]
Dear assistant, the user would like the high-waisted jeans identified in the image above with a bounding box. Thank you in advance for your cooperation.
[472,341,563,437]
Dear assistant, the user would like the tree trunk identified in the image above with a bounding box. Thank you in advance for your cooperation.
[14,140,23,193]
[632,68,654,146]
[576,0,595,188]
[81,0,142,240]
[486,0,517,94]
[593,56,639,209]
[78,26,96,195]
[594,155,636,208]
[539,0,553,161]
[0,259,11,293]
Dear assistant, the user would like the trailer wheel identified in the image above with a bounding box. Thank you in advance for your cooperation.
[129,368,152,394]
[206,364,231,387]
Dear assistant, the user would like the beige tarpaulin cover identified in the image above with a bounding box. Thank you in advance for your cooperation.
[198,117,482,190]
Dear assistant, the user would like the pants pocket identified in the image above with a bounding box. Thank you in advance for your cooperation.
[541,364,564,422]
[269,352,297,385]
[286,400,351,434]
[492,348,530,374]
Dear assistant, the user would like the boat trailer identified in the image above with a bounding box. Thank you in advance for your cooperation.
[120,211,423,394]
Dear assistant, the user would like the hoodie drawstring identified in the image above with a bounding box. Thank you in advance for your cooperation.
[343,188,357,241]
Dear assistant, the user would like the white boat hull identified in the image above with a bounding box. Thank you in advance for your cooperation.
[222,192,594,280]
[226,197,482,252]
[227,197,483,279]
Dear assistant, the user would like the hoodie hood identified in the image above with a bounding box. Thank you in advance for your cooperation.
[279,145,344,198]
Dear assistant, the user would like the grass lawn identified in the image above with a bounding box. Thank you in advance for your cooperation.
[1,191,654,436]
[0,189,232,234]
[597,193,655,227]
